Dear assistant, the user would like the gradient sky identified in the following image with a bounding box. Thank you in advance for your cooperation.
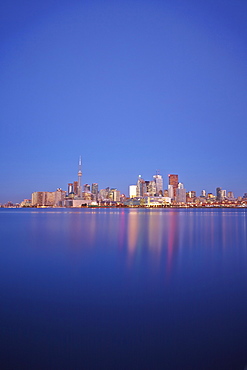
[1,0,247,203]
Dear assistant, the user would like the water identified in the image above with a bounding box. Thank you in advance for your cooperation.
[0,208,247,369]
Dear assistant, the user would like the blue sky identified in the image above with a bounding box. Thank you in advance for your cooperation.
[1,0,247,203]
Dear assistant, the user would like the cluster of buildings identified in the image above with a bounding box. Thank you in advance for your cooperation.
[2,157,247,208]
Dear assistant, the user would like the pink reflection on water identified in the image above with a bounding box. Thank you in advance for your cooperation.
[127,211,139,264]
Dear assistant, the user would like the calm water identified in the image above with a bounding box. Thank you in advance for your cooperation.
[0,208,247,369]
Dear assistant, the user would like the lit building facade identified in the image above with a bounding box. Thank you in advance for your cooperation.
[91,183,98,200]
[153,174,163,196]
[168,174,178,198]
[129,185,137,198]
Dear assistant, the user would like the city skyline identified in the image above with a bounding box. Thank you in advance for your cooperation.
[3,155,247,206]
[1,155,246,205]
[1,1,247,203]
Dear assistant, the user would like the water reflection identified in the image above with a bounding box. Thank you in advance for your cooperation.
[22,208,247,276]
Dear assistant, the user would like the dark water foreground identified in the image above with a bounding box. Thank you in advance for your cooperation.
[0,208,247,369]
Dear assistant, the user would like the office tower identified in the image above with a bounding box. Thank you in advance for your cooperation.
[32,192,44,206]
[221,190,227,199]
[136,175,146,197]
[163,189,169,197]
[201,190,206,197]
[109,188,120,202]
[227,191,235,200]
[84,184,90,192]
[129,185,137,198]
[99,189,106,201]
[189,191,196,198]
[153,173,163,196]
[32,191,56,206]
[78,156,82,197]
[91,183,98,200]
[147,180,156,196]
[68,183,73,194]
[168,184,174,199]
[73,181,78,196]
[176,187,186,203]
[55,188,66,206]
[176,183,186,203]
[168,174,178,197]
[216,187,222,201]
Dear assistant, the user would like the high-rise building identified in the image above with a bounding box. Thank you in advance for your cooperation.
[109,188,120,202]
[68,183,73,194]
[147,180,156,196]
[168,174,178,197]
[168,184,174,199]
[221,190,227,199]
[91,183,98,200]
[227,191,235,200]
[153,173,163,196]
[129,185,137,198]
[55,188,66,206]
[32,191,56,206]
[216,187,222,201]
[84,184,90,192]
[201,190,206,197]
[73,181,78,196]
[176,187,186,203]
[136,175,146,197]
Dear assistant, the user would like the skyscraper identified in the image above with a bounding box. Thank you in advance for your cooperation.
[168,174,178,199]
[136,175,146,197]
[216,187,222,201]
[176,183,186,203]
[84,184,90,192]
[153,173,163,196]
[68,183,73,195]
[73,181,78,196]
[129,185,137,198]
[92,183,98,200]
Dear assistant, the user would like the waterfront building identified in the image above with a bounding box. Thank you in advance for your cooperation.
[109,188,120,202]
[32,191,55,206]
[99,188,110,201]
[129,185,137,198]
[20,199,32,207]
[54,188,66,206]
[201,190,206,197]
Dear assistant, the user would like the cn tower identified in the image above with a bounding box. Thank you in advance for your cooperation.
[78,156,82,197]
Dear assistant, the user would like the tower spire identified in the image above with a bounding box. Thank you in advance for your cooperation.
[78,156,82,197]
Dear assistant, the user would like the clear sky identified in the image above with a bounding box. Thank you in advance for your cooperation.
[1,0,247,203]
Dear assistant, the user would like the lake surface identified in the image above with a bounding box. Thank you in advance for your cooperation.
[0,208,247,369]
